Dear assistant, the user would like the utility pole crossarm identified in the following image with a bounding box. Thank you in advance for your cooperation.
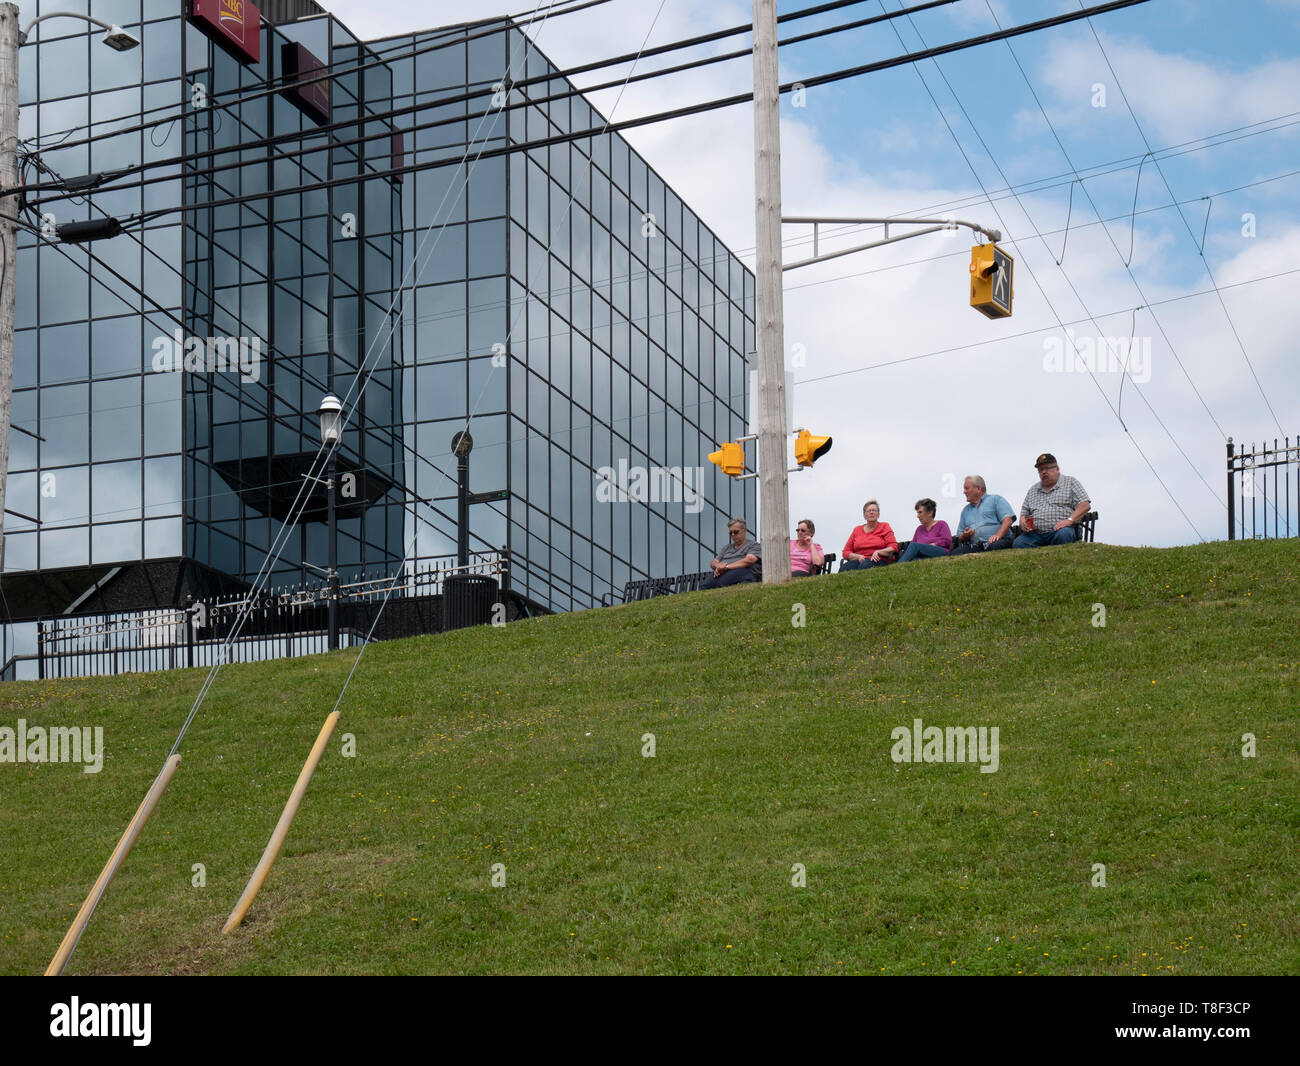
[781,215,1002,271]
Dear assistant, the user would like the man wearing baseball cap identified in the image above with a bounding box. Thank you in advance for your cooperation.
[1013,453,1092,548]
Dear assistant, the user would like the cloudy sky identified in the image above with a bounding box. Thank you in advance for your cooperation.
[321,0,1299,549]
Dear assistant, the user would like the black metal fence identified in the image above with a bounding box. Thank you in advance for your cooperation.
[11,552,511,682]
[1227,437,1299,540]
[36,603,359,680]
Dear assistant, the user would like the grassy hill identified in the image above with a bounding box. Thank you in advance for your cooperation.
[2,540,1297,975]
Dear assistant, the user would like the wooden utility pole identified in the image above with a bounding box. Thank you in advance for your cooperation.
[0,4,20,572]
[751,0,790,583]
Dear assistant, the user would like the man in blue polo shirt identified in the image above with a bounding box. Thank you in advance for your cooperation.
[950,475,1016,556]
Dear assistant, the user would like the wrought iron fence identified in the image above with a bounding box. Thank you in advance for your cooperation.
[36,603,360,680]
[1227,437,1299,540]
[19,551,510,681]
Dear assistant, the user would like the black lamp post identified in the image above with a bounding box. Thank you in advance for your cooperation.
[319,393,342,651]
[451,430,473,569]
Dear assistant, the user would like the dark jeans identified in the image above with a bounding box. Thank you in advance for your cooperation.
[950,535,1014,556]
[1012,526,1078,549]
[701,567,759,589]
[898,542,949,563]
[840,558,890,571]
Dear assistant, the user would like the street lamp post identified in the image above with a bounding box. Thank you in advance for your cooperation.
[0,4,139,571]
[319,394,342,651]
[451,430,473,569]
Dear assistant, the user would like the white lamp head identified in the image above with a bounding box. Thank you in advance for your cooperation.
[103,25,141,51]
[318,394,343,445]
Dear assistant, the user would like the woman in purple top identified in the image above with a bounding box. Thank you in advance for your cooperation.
[898,498,952,563]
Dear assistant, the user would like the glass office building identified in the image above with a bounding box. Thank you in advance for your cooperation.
[3,0,755,633]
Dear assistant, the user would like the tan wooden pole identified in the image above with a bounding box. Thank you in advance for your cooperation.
[45,754,183,976]
[222,710,340,933]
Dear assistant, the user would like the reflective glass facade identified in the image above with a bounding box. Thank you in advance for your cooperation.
[5,3,754,620]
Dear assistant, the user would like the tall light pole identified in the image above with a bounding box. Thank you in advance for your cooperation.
[0,5,139,572]
[319,394,342,651]
[751,0,791,583]
[0,4,19,574]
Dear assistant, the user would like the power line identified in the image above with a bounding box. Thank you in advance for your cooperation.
[23,0,933,175]
[17,147,1298,435]
[1075,2,1287,438]
[25,0,1157,227]
[796,266,1300,384]
[977,2,1230,448]
[881,0,1207,542]
[24,0,963,212]
[21,0,622,155]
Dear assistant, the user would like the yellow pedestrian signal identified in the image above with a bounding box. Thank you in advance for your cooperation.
[708,442,746,477]
[794,430,832,468]
[970,242,1013,318]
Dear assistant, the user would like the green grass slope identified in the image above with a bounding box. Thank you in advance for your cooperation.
[1,540,1297,975]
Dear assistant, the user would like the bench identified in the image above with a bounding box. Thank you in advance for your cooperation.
[1011,510,1099,543]
[837,513,1099,570]
[602,553,838,606]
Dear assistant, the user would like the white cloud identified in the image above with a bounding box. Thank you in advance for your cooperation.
[1036,35,1300,146]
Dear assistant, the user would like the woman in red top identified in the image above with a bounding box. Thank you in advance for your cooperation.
[840,500,898,570]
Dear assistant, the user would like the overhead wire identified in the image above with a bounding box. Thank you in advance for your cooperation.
[879,0,1207,541]
[1074,0,1287,437]
[22,0,965,213]
[22,0,933,167]
[20,0,1158,226]
[978,1,1231,449]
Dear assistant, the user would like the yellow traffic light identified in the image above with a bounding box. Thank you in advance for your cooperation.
[970,242,1013,318]
[794,429,832,468]
[708,442,746,477]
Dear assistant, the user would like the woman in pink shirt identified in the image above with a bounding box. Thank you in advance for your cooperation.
[840,500,898,570]
[790,518,824,577]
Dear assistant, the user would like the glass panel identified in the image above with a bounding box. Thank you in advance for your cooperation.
[92,376,141,461]
[93,521,141,563]
[40,526,89,569]
[39,465,88,527]
[93,460,142,521]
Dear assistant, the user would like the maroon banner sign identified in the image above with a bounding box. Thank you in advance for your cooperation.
[281,42,331,125]
[189,0,262,65]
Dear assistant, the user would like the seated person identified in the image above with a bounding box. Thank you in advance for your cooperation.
[840,500,898,570]
[1014,453,1092,548]
[790,519,824,577]
[701,517,762,588]
[950,475,1015,555]
[898,498,952,562]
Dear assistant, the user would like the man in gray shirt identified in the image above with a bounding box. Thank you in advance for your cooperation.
[701,517,762,588]
[1014,452,1092,547]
